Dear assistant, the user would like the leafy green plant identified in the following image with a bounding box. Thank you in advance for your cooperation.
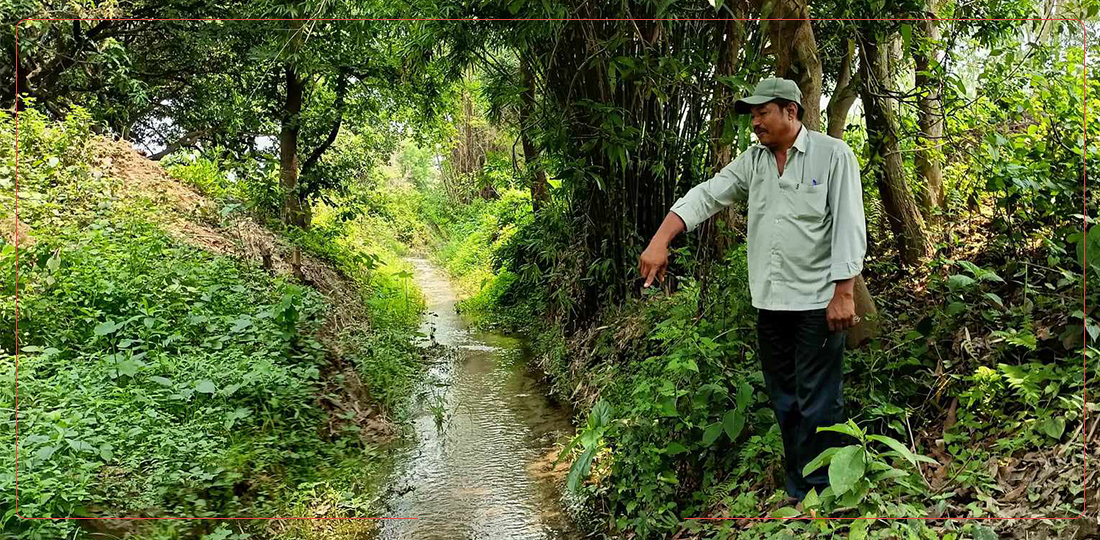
[557,399,614,492]
[0,106,429,539]
[797,420,937,516]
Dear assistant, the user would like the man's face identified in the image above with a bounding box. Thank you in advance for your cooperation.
[750,101,796,148]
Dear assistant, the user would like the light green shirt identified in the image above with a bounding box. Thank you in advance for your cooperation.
[670,124,867,311]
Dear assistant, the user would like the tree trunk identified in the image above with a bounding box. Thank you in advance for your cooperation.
[695,14,749,312]
[762,0,823,129]
[279,18,309,229]
[859,35,932,267]
[519,57,550,212]
[814,37,877,348]
[280,62,307,228]
[826,39,860,139]
[701,14,748,252]
[778,24,878,349]
[914,1,945,218]
[708,16,745,171]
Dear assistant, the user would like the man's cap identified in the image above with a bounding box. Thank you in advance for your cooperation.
[734,77,803,115]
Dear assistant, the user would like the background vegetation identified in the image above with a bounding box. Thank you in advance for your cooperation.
[2,1,1098,539]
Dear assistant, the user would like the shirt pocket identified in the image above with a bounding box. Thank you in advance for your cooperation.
[791,182,828,221]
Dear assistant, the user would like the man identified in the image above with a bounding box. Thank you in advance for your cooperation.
[637,77,867,505]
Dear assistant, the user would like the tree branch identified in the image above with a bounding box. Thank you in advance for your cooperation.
[149,130,208,161]
[300,71,350,174]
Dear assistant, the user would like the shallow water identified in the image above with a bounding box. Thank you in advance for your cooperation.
[374,258,581,540]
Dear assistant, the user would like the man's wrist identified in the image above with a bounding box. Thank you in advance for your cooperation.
[652,233,674,249]
[833,277,855,297]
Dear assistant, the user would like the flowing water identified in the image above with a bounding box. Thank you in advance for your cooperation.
[374,258,582,540]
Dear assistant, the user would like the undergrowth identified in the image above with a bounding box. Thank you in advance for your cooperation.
[0,108,427,539]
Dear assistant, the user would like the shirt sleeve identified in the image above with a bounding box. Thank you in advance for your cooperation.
[668,150,753,232]
[827,144,867,281]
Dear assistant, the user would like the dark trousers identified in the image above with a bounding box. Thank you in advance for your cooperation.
[757,308,847,500]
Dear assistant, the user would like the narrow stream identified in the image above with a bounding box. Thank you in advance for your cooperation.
[374,258,582,540]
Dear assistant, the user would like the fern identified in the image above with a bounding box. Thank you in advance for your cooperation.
[997,363,1054,406]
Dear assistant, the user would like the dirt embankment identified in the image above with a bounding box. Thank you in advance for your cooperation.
[94,139,397,441]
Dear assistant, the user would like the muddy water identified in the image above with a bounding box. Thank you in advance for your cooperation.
[374,258,582,540]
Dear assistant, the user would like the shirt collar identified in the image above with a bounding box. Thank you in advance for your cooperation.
[791,123,808,154]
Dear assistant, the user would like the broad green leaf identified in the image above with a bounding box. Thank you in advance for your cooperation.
[1041,417,1066,439]
[956,260,982,275]
[848,516,870,540]
[770,506,800,518]
[35,445,57,460]
[838,481,869,507]
[973,524,997,540]
[816,422,859,439]
[230,316,253,332]
[116,359,140,377]
[94,320,118,336]
[736,381,752,411]
[196,380,217,394]
[946,274,975,291]
[977,270,1005,283]
[566,445,597,492]
[828,445,865,496]
[871,468,909,482]
[66,439,94,453]
[702,422,723,446]
[802,487,820,509]
[802,446,841,477]
[723,410,744,442]
[593,399,612,427]
[665,442,688,455]
[983,292,1004,310]
[150,376,173,387]
[867,434,924,469]
[553,436,581,467]
[659,396,678,417]
[947,301,968,316]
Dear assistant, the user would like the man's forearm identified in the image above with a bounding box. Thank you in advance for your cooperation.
[651,212,687,248]
[833,276,855,297]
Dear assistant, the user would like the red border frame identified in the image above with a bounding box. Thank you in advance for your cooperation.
[8,15,1091,527]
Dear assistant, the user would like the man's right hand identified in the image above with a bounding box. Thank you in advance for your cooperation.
[639,212,687,288]
[638,242,669,288]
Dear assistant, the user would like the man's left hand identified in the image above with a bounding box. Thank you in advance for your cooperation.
[826,279,858,332]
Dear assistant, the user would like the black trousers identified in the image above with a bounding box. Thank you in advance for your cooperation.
[756,308,847,500]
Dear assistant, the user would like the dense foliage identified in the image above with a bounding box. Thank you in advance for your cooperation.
[418,11,1098,540]
[4,2,1100,539]
[1,108,427,539]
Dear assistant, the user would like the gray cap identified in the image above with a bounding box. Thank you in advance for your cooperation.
[734,77,803,114]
